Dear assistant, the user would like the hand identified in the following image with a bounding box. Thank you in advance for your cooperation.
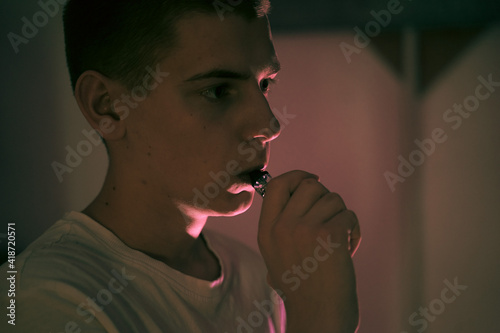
[257,170,361,332]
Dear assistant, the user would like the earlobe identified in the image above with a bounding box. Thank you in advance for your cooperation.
[74,70,126,141]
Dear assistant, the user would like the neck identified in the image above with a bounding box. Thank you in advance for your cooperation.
[83,164,220,281]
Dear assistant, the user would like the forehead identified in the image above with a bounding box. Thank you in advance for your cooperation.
[165,13,278,79]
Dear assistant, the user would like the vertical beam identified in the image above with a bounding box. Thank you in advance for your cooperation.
[399,26,426,332]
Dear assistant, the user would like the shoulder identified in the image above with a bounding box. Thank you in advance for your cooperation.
[2,211,127,292]
[0,212,134,331]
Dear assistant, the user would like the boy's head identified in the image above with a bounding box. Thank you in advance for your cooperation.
[63,0,271,92]
[64,1,281,220]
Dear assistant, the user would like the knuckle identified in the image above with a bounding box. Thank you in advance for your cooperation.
[292,169,313,177]
[323,192,341,202]
[301,177,317,186]
[346,209,358,222]
[326,192,346,209]
[322,192,343,211]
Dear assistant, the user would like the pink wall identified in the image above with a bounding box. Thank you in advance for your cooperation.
[420,26,500,333]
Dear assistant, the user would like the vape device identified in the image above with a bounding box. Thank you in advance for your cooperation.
[248,170,272,197]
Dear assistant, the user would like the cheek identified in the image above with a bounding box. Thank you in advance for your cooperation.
[135,97,241,172]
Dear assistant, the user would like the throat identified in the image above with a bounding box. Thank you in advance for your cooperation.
[148,236,221,281]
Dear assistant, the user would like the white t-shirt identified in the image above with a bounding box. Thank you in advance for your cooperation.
[0,212,285,333]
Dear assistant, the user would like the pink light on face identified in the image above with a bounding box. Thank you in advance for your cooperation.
[209,273,224,288]
[227,182,255,195]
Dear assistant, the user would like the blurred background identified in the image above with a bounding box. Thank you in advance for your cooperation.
[1,1,499,332]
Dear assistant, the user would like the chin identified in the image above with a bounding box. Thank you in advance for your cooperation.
[210,190,254,217]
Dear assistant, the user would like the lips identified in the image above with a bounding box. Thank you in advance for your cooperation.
[237,165,267,184]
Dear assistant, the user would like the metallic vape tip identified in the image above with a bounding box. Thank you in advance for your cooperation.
[248,170,272,197]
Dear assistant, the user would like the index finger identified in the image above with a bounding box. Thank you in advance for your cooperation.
[258,170,319,237]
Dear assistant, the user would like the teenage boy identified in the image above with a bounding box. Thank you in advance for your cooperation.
[1,1,361,332]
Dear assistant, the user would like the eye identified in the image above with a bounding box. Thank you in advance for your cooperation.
[260,78,278,94]
[201,84,230,101]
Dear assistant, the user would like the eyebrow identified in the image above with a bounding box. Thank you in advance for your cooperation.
[184,60,281,82]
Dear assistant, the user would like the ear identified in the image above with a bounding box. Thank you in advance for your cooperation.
[74,70,127,141]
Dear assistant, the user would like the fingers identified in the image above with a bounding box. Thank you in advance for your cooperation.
[258,170,318,236]
[306,191,347,223]
[285,178,329,218]
[323,209,361,256]
[258,170,361,258]
[256,170,362,331]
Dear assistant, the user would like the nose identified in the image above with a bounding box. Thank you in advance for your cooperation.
[243,89,281,144]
